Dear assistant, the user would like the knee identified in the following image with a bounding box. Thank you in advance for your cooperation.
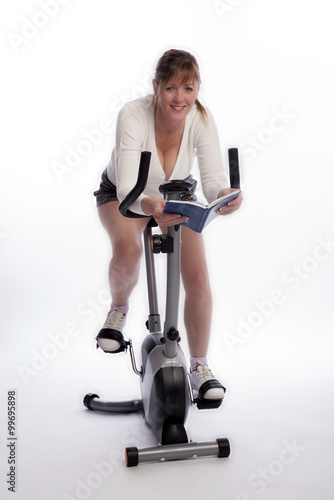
[183,269,211,296]
[112,239,142,269]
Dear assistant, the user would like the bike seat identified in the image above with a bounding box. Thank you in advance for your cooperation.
[159,179,195,198]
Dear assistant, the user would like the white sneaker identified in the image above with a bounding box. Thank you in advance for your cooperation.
[103,308,127,331]
[96,309,127,353]
[190,362,226,400]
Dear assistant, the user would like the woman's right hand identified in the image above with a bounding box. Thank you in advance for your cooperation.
[141,197,187,227]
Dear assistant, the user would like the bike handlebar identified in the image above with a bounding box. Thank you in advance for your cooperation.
[118,151,152,218]
[228,148,241,189]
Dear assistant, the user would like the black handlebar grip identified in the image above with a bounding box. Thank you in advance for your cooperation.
[228,148,240,190]
[118,151,152,218]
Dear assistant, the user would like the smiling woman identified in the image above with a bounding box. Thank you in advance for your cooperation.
[93,48,242,400]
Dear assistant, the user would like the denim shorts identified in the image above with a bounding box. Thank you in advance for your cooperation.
[93,169,118,207]
[93,168,197,207]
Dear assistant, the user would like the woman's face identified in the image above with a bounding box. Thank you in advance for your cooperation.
[153,76,199,124]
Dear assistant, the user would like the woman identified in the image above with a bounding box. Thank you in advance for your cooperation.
[94,49,242,400]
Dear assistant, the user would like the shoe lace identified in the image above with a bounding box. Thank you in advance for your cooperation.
[107,310,125,330]
[195,361,214,382]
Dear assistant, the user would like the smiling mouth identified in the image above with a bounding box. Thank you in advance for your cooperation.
[171,105,185,111]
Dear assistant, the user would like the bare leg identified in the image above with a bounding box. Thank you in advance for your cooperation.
[181,227,225,400]
[180,227,212,358]
[98,201,149,306]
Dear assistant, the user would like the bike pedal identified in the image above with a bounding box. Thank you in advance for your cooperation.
[195,397,223,410]
[95,329,129,354]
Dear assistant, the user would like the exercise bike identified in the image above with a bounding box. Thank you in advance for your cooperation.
[84,148,241,467]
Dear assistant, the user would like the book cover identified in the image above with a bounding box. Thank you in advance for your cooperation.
[164,190,241,233]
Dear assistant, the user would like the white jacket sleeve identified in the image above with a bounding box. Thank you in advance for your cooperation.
[194,108,229,203]
[114,103,147,215]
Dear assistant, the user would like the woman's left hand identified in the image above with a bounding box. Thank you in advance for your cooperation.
[217,188,243,216]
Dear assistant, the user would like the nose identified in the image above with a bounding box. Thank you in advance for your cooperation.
[173,88,183,103]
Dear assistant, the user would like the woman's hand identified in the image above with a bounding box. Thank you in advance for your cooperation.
[217,188,243,216]
[141,197,188,227]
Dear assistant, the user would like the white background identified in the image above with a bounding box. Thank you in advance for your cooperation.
[1,1,334,499]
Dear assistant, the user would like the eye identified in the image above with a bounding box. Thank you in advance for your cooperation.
[185,87,194,92]
[166,86,175,91]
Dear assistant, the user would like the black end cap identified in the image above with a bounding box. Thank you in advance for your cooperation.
[217,438,230,458]
[125,447,139,467]
[83,393,99,410]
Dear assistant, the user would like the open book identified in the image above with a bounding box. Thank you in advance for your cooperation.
[164,190,241,233]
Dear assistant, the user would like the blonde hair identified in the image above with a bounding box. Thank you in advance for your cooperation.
[154,49,207,121]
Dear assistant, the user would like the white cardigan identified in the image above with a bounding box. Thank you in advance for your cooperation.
[106,94,229,215]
